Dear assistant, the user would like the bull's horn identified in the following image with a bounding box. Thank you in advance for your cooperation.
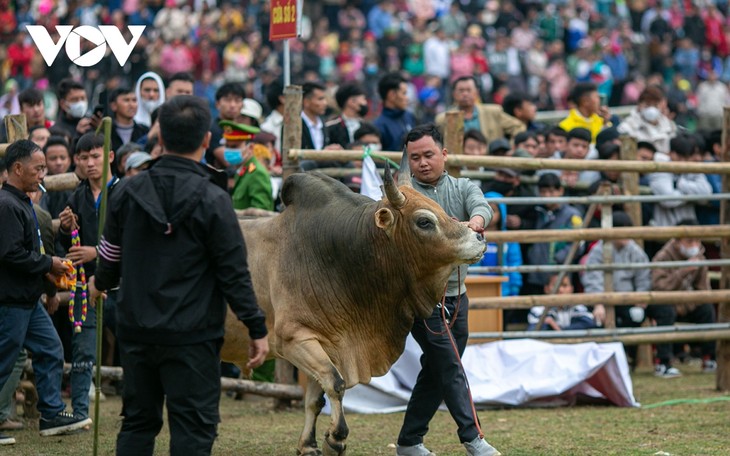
[384,161,406,208]
[397,149,413,188]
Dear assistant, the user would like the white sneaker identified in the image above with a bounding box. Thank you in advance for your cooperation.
[654,364,681,378]
[702,360,717,373]
[89,383,107,402]
[0,433,16,445]
[464,437,501,456]
[396,443,436,456]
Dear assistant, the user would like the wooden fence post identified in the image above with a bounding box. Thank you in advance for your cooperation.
[282,85,303,182]
[718,107,730,392]
[277,85,303,407]
[619,135,652,367]
[443,111,464,177]
[619,135,642,245]
[5,114,28,144]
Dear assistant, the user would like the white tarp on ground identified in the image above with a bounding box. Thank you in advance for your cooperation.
[329,337,639,414]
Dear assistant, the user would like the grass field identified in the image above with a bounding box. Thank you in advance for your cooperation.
[3,363,729,456]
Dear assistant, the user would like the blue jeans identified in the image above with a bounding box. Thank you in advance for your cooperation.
[71,303,96,419]
[0,302,65,420]
[0,350,27,421]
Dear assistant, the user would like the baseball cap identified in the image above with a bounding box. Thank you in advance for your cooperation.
[125,152,153,171]
[488,138,511,155]
[495,168,519,178]
[240,98,263,123]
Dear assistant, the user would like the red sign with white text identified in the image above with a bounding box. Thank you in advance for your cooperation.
[270,0,299,41]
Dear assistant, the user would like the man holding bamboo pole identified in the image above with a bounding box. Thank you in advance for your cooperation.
[89,96,269,456]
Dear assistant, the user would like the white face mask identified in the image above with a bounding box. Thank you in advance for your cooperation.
[641,106,661,123]
[679,245,700,258]
[141,99,161,113]
[67,100,88,118]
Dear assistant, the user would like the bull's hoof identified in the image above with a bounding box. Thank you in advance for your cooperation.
[322,438,346,456]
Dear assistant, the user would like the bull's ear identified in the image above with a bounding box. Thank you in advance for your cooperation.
[375,208,395,235]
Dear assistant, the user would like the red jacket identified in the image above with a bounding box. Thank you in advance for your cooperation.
[7,43,34,78]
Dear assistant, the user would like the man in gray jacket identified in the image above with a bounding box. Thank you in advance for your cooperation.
[581,212,651,329]
[396,124,499,456]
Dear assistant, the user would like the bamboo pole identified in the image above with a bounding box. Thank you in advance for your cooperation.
[535,105,635,123]
[470,328,730,345]
[719,106,730,392]
[469,258,730,274]
[620,135,642,248]
[317,167,655,193]
[24,363,305,400]
[289,149,730,174]
[282,85,303,182]
[220,377,304,400]
[44,172,80,192]
[4,114,27,143]
[92,117,112,456]
[484,224,730,243]
[469,290,730,310]
[484,193,730,205]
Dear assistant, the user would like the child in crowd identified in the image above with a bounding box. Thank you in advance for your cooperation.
[475,196,522,297]
[527,273,598,331]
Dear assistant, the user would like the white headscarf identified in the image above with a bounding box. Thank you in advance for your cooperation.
[133,71,166,127]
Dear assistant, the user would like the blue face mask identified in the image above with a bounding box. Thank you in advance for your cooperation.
[224,148,243,166]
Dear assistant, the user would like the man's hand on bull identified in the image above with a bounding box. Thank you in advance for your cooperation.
[465,215,485,233]
[247,337,270,369]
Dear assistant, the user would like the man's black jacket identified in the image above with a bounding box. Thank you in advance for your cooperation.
[94,155,268,345]
[58,178,120,277]
[0,184,53,307]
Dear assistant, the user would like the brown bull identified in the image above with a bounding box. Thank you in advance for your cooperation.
[221,159,486,456]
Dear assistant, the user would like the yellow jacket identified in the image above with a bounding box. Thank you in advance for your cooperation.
[558,109,605,143]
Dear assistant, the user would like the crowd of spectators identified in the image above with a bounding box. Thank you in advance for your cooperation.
[0,1,726,423]
[1,0,730,124]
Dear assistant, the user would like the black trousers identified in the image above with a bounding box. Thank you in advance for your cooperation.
[398,294,479,446]
[116,338,222,456]
[648,303,717,365]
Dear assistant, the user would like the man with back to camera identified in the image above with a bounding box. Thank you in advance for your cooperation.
[88,96,269,456]
[0,140,92,445]
[396,124,500,456]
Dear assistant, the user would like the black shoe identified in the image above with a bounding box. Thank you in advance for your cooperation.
[0,432,16,445]
[39,411,92,436]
